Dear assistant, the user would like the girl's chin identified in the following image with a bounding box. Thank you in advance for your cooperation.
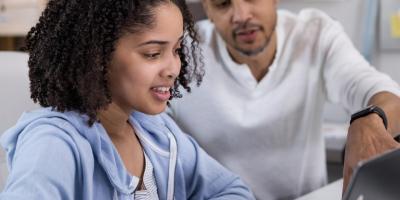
[136,104,167,115]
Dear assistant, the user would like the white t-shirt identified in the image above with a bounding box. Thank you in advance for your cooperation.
[134,153,158,200]
[168,9,400,199]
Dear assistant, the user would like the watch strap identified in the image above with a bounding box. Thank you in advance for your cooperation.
[350,105,388,130]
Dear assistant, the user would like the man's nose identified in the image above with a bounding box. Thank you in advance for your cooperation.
[231,1,252,24]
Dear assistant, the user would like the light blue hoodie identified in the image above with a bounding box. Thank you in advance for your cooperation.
[0,108,255,200]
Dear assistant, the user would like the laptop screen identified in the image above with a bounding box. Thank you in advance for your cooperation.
[343,148,400,200]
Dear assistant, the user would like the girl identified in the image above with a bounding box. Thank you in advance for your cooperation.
[0,0,255,199]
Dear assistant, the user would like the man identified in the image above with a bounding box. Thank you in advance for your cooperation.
[168,0,400,199]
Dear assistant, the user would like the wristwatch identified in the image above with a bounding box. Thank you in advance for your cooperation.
[350,105,388,130]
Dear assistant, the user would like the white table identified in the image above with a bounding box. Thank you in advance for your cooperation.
[295,179,343,200]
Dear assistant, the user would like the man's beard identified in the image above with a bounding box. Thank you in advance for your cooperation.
[233,40,268,57]
[231,23,274,57]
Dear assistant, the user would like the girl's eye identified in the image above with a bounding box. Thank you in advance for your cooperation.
[144,53,161,59]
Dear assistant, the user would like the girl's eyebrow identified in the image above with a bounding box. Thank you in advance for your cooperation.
[137,40,168,47]
[137,35,184,47]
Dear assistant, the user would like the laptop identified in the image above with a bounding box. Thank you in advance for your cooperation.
[343,148,400,200]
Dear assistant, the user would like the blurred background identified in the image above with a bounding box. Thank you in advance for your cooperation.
[0,0,399,191]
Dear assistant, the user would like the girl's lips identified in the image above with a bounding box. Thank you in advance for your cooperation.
[151,86,171,101]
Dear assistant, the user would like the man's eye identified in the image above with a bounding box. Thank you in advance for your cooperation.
[213,0,230,8]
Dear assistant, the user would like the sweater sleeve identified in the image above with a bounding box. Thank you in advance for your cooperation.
[0,125,78,200]
[321,19,400,113]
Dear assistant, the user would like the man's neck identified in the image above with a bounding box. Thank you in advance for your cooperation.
[228,31,277,82]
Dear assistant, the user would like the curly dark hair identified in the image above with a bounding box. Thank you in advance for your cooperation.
[26,0,204,125]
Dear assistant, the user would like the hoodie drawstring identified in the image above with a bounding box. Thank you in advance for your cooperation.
[166,130,177,200]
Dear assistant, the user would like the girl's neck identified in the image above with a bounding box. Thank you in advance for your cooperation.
[98,102,132,138]
[99,102,145,180]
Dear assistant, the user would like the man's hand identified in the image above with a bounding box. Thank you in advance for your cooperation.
[342,113,400,194]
